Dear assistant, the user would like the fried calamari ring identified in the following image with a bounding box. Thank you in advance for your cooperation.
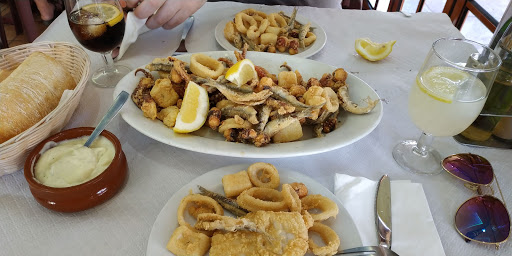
[265,25,282,35]
[304,31,317,47]
[241,8,267,20]
[189,53,224,79]
[235,12,257,34]
[301,194,339,221]
[308,222,340,256]
[268,13,287,28]
[237,187,287,212]
[177,194,224,233]
[247,19,269,40]
[224,20,237,42]
[282,183,301,212]
[247,162,280,189]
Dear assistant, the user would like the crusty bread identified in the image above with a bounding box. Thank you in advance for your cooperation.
[0,52,76,144]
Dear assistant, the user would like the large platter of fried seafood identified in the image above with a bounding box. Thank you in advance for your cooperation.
[113,51,382,158]
[146,163,363,256]
[214,8,327,58]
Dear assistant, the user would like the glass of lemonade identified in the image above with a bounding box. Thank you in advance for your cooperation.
[393,38,501,175]
[64,0,130,88]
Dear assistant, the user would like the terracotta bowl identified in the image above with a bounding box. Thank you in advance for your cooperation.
[24,127,127,213]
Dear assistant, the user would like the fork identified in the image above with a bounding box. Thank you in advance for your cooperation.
[335,245,399,256]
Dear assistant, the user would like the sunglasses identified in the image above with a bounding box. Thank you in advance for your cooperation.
[441,153,511,249]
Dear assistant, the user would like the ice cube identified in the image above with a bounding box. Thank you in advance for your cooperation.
[83,24,107,40]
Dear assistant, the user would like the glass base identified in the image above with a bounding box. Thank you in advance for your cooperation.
[91,64,131,88]
[392,140,442,175]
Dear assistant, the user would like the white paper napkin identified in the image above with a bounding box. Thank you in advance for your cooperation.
[117,12,151,60]
[334,174,446,256]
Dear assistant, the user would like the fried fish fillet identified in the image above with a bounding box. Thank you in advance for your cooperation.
[196,211,309,256]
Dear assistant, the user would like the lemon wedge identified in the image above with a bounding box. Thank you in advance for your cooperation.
[418,66,469,103]
[82,3,123,27]
[173,81,209,133]
[225,59,258,87]
[355,38,396,61]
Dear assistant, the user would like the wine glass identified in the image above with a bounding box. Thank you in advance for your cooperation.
[393,38,502,175]
[64,0,130,88]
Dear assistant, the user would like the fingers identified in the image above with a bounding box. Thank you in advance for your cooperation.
[123,0,140,8]
[161,9,188,30]
[132,0,165,19]
[145,2,178,29]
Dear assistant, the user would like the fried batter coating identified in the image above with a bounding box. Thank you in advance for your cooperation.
[166,226,210,256]
[273,118,303,143]
[224,20,237,42]
[288,38,299,55]
[222,170,253,198]
[290,182,308,198]
[307,77,321,89]
[218,117,252,134]
[333,68,348,83]
[255,76,273,92]
[141,96,157,120]
[308,222,340,256]
[208,211,309,256]
[207,107,222,130]
[157,106,179,128]
[320,73,335,88]
[276,36,289,52]
[150,78,179,108]
[278,71,297,89]
[260,32,278,46]
[170,68,183,84]
[289,84,306,98]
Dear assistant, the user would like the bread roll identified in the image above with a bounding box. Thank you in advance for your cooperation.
[0,52,76,143]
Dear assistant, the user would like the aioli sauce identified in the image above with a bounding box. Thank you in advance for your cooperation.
[34,136,115,188]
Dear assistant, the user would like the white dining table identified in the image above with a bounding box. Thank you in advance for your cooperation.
[1,2,511,256]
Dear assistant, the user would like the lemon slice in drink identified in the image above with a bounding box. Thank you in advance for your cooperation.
[225,59,258,87]
[82,3,123,27]
[418,66,470,103]
[355,38,396,61]
[173,81,209,133]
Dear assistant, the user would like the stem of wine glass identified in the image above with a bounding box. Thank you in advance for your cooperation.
[413,132,434,157]
[101,50,114,74]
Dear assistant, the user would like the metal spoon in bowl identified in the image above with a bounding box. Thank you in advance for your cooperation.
[84,91,129,147]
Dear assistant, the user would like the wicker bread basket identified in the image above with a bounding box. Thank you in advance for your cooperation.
[0,41,90,176]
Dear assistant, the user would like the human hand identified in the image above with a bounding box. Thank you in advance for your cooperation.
[123,0,205,30]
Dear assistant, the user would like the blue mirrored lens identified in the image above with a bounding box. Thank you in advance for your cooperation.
[455,195,510,243]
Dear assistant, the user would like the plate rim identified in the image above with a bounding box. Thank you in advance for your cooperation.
[113,51,383,158]
[214,14,327,58]
[145,163,364,256]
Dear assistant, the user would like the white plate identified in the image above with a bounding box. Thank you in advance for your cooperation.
[214,14,327,58]
[113,51,383,158]
[146,164,363,256]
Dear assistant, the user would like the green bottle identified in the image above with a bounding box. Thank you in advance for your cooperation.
[460,23,512,141]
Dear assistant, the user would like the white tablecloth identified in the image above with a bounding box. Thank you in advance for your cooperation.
[1,2,511,256]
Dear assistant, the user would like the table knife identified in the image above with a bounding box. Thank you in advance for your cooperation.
[376,174,392,249]
[175,16,194,53]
